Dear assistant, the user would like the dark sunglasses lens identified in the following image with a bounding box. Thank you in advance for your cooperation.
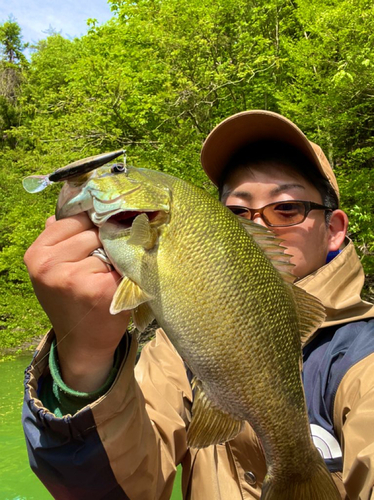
[265,202,305,226]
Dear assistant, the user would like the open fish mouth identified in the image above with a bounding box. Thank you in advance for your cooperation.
[107,210,165,230]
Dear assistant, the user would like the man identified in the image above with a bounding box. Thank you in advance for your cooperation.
[23,110,374,499]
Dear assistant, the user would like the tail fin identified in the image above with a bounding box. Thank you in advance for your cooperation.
[261,461,341,500]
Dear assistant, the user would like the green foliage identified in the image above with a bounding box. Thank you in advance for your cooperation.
[0,19,29,149]
[0,149,55,351]
[276,0,374,277]
[0,1,373,349]
[0,18,28,65]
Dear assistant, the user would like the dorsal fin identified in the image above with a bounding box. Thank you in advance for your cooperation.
[238,217,296,283]
[292,285,326,343]
[237,217,326,335]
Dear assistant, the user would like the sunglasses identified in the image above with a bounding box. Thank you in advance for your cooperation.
[226,200,333,227]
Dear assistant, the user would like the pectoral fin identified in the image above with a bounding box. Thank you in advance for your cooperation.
[110,276,153,314]
[187,378,244,448]
[128,213,158,250]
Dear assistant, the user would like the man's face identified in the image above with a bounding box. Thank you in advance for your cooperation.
[221,164,332,279]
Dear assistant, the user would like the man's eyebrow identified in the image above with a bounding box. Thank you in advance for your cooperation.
[269,183,306,196]
[222,190,253,202]
[222,183,306,202]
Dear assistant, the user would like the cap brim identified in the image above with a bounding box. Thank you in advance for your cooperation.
[201,110,326,187]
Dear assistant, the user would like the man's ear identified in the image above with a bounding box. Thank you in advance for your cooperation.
[328,209,349,252]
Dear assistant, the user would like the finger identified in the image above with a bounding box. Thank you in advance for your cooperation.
[25,216,101,273]
[86,255,116,274]
[53,229,103,263]
[70,253,120,280]
[45,215,56,228]
[71,258,122,297]
[38,213,95,246]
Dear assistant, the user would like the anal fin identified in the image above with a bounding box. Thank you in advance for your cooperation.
[187,378,244,448]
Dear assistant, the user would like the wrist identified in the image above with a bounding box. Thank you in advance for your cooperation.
[55,335,120,392]
[45,336,130,415]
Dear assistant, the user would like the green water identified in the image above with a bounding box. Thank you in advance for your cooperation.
[0,355,182,500]
[0,355,52,499]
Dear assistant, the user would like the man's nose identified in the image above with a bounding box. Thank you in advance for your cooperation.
[252,213,268,227]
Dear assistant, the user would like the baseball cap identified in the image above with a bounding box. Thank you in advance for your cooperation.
[201,110,340,200]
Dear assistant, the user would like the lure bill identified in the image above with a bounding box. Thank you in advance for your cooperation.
[22,149,125,194]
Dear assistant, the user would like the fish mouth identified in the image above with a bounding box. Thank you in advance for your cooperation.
[107,210,163,229]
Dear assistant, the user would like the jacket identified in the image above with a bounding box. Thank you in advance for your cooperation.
[23,239,374,499]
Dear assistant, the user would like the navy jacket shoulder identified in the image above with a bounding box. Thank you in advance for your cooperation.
[302,319,374,471]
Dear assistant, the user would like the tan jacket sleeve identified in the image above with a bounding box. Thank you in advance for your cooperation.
[334,353,374,500]
[23,328,193,500]
[92,328,193,499]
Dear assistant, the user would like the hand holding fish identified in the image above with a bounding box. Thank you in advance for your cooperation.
[24,212,131,392]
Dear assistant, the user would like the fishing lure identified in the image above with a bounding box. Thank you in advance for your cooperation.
[23,149,125,193]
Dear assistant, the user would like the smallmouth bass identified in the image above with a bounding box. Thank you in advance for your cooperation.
[24,153,340,499]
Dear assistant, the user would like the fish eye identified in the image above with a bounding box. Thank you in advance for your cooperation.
[111,163,127,174]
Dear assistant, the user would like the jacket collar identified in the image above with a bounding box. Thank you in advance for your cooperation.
[296,238,374,343]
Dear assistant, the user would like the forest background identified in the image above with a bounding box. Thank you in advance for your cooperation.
[0,0,373,352]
